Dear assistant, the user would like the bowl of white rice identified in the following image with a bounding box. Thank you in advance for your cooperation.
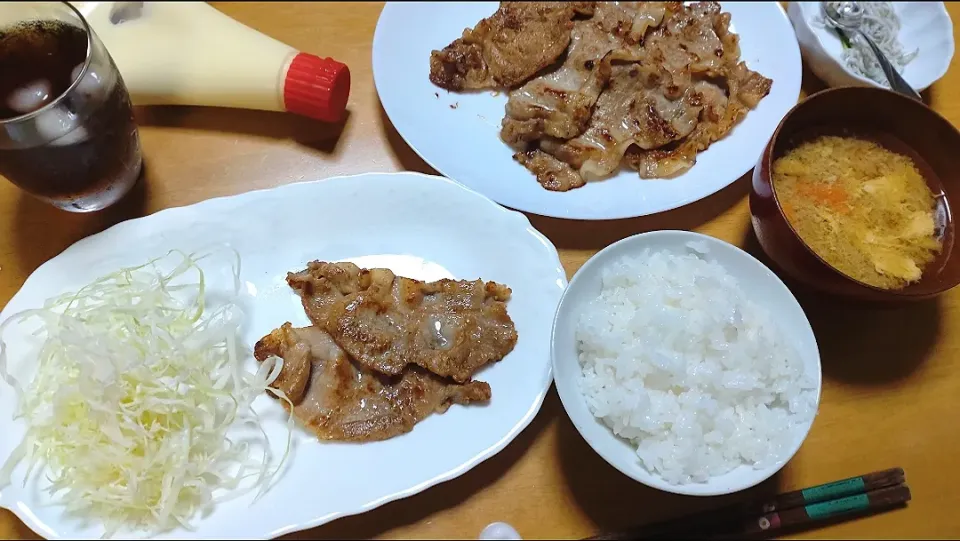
[551,230,821,496]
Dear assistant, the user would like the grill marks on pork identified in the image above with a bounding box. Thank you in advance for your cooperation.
[430,2,773,191]
[257,260,517,442]
[625,63,772,178]
[625,78,730,178]
[254,324,491,442]
[500,19,619,145]
[592,1,673,44]
[499,2,673,148]
[429,2,597,91]
[287,261,518,384]
[522,2,771,190]
[536,62,704,183]
[515,147,586,191]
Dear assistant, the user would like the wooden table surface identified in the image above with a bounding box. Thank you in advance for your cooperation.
[2,2,959,539]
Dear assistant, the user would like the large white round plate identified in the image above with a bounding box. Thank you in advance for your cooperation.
[373,1,802,220]
[0,172,567,539]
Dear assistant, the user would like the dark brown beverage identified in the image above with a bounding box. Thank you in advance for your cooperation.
[0,8,141,212]
[0,22,85,119]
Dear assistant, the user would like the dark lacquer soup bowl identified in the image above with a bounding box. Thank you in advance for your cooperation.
[751,86,960,301]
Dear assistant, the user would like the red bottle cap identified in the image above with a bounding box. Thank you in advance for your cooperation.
[282,53,350,123]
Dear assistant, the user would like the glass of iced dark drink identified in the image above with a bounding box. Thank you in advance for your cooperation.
[0,2,142,212]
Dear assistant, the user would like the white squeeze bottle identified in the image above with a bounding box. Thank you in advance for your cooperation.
[70,1,351,122]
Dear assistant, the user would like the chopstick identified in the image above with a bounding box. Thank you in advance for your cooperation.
[585,468,910,540]
[702,484,911,540]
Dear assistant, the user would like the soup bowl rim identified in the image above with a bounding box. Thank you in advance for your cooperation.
[762,85,960,298]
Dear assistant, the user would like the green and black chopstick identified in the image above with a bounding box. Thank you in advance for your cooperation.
[586,467,910,540]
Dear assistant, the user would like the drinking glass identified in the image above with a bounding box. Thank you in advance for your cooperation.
[0,2,142,212]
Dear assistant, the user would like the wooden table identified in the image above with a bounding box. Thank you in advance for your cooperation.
[2,2,959,539]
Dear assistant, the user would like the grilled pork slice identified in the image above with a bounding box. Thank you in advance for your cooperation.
[287,261,518,383]
[429,2,596,91]
[500,2,675,146]
[511,1,772,189]
[254,324,491,442]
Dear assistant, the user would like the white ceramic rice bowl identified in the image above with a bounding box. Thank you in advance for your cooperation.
[551,230,822,496]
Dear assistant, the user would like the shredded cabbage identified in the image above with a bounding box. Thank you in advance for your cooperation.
[0,249,291,537]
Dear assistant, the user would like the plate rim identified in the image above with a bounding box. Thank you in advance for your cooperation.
[0,171,568,539]
[372,1,802,221]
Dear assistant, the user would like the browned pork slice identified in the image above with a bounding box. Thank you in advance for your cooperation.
[500,2,677,146]
[286,261,518,383]
[429,2,596,91]
[254,324,491,442]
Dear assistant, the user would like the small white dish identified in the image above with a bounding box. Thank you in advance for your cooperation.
[0,172,567,539]
[551,230,822,496]
[788,1,954,91]
[373,2,802,220]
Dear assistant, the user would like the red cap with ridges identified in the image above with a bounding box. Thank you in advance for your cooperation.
[283,53,350,123]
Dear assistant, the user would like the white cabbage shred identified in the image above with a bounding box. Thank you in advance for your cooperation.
[0,249,291,537]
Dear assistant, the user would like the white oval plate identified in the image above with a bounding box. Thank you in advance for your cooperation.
[0,172,567,539]
[552,231,821,496]
[373,2,802,220]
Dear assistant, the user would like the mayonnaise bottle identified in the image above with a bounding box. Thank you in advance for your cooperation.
[70,1,350,122]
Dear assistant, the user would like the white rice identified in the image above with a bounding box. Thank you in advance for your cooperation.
[576,244,817,485]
